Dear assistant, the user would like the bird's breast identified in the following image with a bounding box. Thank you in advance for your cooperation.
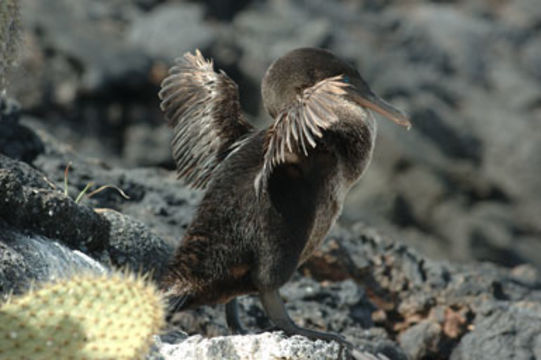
[298,176,348,264]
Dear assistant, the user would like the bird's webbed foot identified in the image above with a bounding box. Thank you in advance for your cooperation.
[259,289,353,350]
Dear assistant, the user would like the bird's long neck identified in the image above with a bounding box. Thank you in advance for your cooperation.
[326,107,377,184]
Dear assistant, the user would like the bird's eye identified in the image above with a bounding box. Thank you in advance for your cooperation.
[342,76,350,83]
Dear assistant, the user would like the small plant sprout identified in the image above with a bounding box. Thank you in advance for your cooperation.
[63,162,130,204]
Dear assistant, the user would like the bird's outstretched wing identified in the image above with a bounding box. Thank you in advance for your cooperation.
[159,50,253,189]
[254,75,350,195]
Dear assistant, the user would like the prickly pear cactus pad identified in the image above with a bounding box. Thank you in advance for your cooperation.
[0,273,165,360]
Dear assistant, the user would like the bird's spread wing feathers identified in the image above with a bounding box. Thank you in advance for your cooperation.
[254,75,349,196]
[159,50,253,189]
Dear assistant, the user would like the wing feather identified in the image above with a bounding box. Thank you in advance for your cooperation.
[159,50,253,189]
[254,75,349,196]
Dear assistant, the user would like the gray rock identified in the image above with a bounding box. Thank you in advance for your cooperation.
[521,35,541,81]
[0,223,106,299]
[122,123,173,167]
[199,0,253,21]
[153,332,389,360]
[232,1,332,82]
[24,123,200,245]
[451,303,541,360]
[302,224,541,359]
[497,0,541,27]
[0,164,110,254]
[128,3,214,61]
[397,4,494,82]
[0,139,176,294]
[100,208,172,278]
[0,98,44,163]
[19,0,151,93]
[399,321,441,359]
[0,151,50,189]
[0,0,21,90]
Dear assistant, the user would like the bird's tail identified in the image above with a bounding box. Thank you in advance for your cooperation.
[164,294,192,322]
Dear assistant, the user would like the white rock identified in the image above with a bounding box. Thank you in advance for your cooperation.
[155,332,389,360]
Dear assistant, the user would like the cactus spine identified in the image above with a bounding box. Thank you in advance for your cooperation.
[0,272,165,360]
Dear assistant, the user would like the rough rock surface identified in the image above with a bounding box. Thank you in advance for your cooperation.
[0,227,106,299]
[155,332,348,360]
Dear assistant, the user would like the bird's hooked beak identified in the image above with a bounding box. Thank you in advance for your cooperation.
[350,88,411,130]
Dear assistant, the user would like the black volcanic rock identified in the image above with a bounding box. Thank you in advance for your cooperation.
[0,98,44,163]
[0,162,109,254]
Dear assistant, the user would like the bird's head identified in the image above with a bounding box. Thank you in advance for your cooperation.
[261,47,411,129]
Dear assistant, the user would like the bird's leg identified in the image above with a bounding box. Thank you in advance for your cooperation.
[225,298,248,334]
[259,289,352,349]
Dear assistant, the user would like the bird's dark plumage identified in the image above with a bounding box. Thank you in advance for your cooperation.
[158,47,410,347]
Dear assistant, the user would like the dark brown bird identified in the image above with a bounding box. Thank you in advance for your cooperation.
[158,47,410,345]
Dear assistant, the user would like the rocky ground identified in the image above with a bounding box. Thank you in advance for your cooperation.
[1,0,541,359]
[1,99,541,359]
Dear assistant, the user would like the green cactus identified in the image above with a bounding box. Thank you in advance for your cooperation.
[0,272,165,360]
